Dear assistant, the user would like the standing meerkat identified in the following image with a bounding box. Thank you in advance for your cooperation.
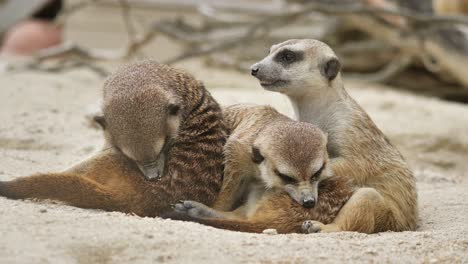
[250,39,417,233]
[0,61,227,216]
[168,104,353,234]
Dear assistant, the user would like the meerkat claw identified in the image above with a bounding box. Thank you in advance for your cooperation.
[173,202,188,213]
[175,200,221,218]
[302,220,324,234]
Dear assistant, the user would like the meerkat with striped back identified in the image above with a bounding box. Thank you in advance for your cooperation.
[0,61,227,216]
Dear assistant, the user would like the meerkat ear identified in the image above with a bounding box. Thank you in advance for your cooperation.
[168,103,180,116]
[270,43,279,54]
[251,147,264,164]
[93,115,107,129]
[320,57,341,81]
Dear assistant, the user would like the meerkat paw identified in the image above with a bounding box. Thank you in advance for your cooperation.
[173,200,222,219]
[302,220,325,233]
[302,221,342,233]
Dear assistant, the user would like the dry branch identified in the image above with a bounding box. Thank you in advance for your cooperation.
[5,0,468,91]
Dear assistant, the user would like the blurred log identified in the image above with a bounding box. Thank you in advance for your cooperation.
[433,0,468,15]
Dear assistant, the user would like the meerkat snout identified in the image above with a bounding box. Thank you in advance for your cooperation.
[250,65,259,76]
[302,196,316,208]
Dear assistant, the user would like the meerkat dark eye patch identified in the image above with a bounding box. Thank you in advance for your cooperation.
[251,147,264,164]
[274,49,303,66]
[312,162,326,180]
[275,170,296,184]
[168,103,180,116]
[320,57,341,81]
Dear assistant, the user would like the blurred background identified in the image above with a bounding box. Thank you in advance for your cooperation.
[1,0,468,102]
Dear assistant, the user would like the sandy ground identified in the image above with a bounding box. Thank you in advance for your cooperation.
[1,4,467,264]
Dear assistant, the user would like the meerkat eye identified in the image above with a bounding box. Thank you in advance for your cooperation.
[282,50,296,63]
[275,170,296,184]
[312,163,326,180]
[168,103,180,116]
[251,147,264,164]
[274,49,296,64]
[274,49,304,65]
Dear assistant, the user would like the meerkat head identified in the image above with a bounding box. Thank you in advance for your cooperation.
[251,121,331,208]
[95,62,183,181]
[250,39,341,97]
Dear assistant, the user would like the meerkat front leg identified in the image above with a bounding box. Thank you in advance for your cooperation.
[302,187,388,234]
[302,220,340,233]
[302,157,390,234]
[213,138,253,211]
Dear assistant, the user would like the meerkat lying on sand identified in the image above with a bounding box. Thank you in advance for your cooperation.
[250,39,417,233]
[169,104,353,234]
[0,61,227,216]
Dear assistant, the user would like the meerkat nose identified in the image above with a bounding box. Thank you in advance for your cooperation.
[302,197,316,208]
[250,65,259,76]
[138,164,162,181]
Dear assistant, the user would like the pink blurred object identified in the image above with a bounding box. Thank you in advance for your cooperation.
[0,19,62,57]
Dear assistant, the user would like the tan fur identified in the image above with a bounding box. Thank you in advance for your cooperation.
[434,0,468,15]
[0,61,227,217]
[170,104,353,233]
[251,39,418,233]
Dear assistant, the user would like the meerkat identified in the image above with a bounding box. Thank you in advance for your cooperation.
[250,39,417,234]
[93,62,184,180]
[0,61,227,216]
[167,104,353,234]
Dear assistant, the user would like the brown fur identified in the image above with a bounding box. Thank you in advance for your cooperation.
[170,104,353,233]
[168,176,352,234]
[251,39,418,233]
[0,61,227,217]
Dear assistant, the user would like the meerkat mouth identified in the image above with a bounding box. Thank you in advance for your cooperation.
[260,79,289,88]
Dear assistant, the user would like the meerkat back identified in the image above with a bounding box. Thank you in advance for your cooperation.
[97,61,229,213]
